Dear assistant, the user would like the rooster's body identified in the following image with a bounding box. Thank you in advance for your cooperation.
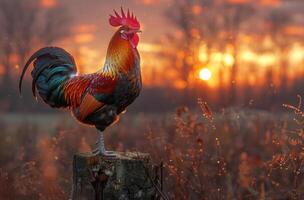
[19,8,142,156]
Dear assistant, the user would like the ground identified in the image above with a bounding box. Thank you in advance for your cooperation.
[0,108,303,199]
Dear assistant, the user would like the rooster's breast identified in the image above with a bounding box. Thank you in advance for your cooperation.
[79,62,141,132]
[113,63,142,113]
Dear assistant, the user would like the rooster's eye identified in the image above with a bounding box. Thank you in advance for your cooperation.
[120,30,125,34]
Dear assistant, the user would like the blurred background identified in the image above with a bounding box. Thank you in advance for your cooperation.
[0,0,303,113]
[0,0,303,199]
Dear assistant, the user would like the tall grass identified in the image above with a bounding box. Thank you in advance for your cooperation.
[0,100,303,199]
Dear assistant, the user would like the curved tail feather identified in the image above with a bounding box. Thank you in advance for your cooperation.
[19,47,77,108]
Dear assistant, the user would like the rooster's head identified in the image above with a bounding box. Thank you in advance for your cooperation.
[109,8,141,48]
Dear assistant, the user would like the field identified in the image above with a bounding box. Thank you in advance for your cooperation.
[0,103,303,200]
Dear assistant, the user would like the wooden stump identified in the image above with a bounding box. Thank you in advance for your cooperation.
[72,152,158,200]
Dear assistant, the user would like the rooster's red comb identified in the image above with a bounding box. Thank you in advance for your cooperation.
[109,7,140,29]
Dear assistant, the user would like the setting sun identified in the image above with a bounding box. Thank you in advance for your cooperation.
[199,68,212,81]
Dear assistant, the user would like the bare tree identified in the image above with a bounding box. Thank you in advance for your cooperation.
[266,8,292,93]
[167,0,196,81]
[40,6,72,45]
[199,0,223,63]
[0,0,71,110]
[0,0,37,86]
[220,2,255,105]
[165,0,199,104]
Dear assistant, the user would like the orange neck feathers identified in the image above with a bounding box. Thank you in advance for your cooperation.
[100,29,138,77]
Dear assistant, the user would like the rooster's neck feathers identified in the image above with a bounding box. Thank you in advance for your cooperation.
[100,30,138,77]
[101,61,120,77]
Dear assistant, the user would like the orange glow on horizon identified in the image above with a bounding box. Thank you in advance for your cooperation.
[198,45,208,63]
[138,43,163,53]
[136,0,159,5]
[73,24,97,34]
[289,44,304,64]
[173,80,187,89]
[40,0,57,8]
[257,53,276,67]
[52,35,304,90]
[223,53,234,67]
[227,0,250,4]
[192,5,202,15]
[284,25,304,36]
[0,64,4,75]
[74,33,95,44]
[260,0,281,6]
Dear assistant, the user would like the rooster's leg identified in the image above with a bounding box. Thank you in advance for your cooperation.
[93,131,115,156]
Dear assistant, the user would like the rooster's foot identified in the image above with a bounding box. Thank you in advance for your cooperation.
[93,131,116,156]
[92,148,116,157]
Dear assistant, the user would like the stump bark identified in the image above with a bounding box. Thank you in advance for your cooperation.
[72,152,158,200]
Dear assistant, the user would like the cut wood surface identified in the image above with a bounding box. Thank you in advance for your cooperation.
[72,152,158,200]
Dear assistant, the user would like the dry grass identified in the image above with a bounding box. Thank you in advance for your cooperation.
[0,100,303,199]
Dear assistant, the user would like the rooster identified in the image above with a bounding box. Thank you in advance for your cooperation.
[19,8,142,156]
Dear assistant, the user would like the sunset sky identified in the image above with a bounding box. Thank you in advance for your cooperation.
[39,0,304,88]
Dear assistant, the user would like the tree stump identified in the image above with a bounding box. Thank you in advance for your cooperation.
[72,152,158,200]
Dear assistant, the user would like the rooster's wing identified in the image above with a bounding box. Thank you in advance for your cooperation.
[63,73,118,120]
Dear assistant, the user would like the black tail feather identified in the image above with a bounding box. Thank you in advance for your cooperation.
[19,47,76,94]
[31,60,63,97]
